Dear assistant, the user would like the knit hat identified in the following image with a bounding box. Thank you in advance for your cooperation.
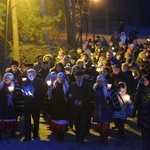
[4,72,14,80]
[97,75,105,81]
[57,72,65,78]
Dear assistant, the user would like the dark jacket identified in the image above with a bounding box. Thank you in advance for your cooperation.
[50,82,69,120]
[133,84,150,129]
[93,85,113,123]
[68,81,94,114]
[0,84,17,119]
[21,77,46,112]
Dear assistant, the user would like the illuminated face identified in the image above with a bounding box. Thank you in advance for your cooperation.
[121,65,128,72]
[57,76,64,83]
[97,80,104,86]
[116,54,121,60]
[77,62,83,69]
[42,63,48,70]
[106,52,112,60]
[75,75,83,84]
[118,87,125,94]
[11,65,18,72]
[56,65,62,72]
[142,77,150,86]
[113,67,120,74]
[27,72,36,81]
[5,77,11,84]
[38,57,43,63]
[102,69,108,76]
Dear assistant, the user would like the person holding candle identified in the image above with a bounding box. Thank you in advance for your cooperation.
[21,69,46,141]
[93,75,113,144]
[113,82,132,138]
[0,73,17,140]
[132,74,150,150]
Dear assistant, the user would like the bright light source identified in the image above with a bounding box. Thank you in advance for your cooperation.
[93,0,99,2]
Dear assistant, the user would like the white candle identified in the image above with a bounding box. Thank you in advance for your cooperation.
[96,67,101,72]
[107,84,112,89]
[124,95,130,101]
[22,78,27,81]
[8,86,14,92]
[113,52,116,56]
[47,80,52,86]
[132,72,135,77]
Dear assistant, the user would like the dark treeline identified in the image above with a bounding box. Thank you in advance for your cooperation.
[92,0,150,27]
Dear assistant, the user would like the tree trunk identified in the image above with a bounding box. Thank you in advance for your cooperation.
[10,0,20,63]
[64,0,72,49]
[71,0,76,49]
[40,0,50,46]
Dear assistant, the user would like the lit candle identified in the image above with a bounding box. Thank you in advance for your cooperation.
[113,52,116,56]
[132,72,135,77]
[96,67,101,72]
[47,80,52,86]
[124,95,130,101]
[107,84,112,89]
[22,78,27,81]
[8,86,14,92]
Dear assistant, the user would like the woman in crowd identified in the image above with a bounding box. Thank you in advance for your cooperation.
[113,82,132,138]
[133,74,150,150]
[0,73,18,140]
[49,72,70,142]
[93,75,113,144]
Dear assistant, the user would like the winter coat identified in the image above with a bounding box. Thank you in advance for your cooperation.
[21,77,46,112]
[113,82,133,120]
[50,82,70,120]
[93,85,113,123]
[68,81,94,114]
[0,84,17,120]
[133,84,150,129]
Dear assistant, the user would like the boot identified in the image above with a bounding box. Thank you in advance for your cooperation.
[57,132,64,142]
[10,129,15,138]
[103,132,108,144]
[59,132,64,142]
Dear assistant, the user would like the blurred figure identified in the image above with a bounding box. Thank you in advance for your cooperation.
[129,27,138,44]
[33,55,43,73]
[21,69,46,141]
[110,31,120,49]
[93,75,113,144]
[7,60,23,81]
[43,54,55,69]
[0,73,17,140]
[118,21,125,34]
[133,74,150,150]
[113,82,132,138]
[50,72,69,142]
[68,71,94,144]
[120,32,128,45]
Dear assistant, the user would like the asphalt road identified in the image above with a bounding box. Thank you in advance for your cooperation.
[0,116,143,150]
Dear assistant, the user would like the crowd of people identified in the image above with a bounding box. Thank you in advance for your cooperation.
[0,30,150,150]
